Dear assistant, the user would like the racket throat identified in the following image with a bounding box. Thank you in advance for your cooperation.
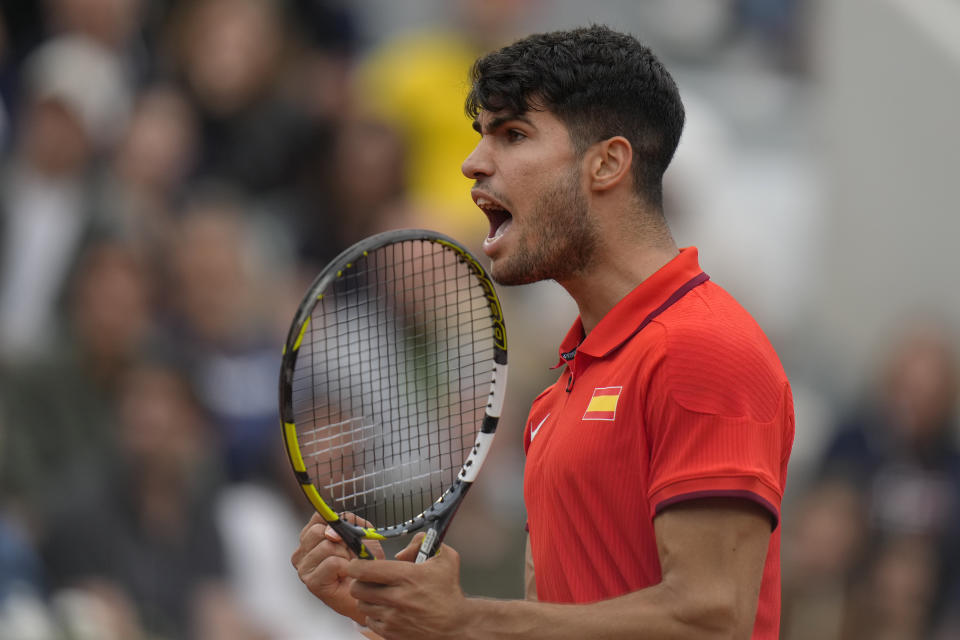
[415,481,474,563]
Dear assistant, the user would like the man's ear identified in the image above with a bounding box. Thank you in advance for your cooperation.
[586,136,633,192]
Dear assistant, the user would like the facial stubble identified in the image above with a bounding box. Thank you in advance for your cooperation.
[490,167,599,286]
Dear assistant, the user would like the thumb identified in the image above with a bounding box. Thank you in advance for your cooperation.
[394,532,427,562]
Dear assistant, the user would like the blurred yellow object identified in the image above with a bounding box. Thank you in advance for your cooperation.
[358,32,487,241]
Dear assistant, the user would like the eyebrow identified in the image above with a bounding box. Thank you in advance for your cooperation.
[472,114,533,135]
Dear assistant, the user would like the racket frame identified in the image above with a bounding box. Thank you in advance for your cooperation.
[279,229,508,560]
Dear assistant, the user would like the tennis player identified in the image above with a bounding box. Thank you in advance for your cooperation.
[293,25,794,639]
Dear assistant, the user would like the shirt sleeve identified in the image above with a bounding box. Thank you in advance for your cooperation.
[643,320,794,527]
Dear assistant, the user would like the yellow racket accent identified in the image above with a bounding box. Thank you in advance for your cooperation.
[303,484,341,523]
[283,422,306,473]
[435,238,507,351]
[285,421,345,524]
[292,317,310,352]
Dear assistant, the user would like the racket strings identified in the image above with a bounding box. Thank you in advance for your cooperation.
[290,239,494,527]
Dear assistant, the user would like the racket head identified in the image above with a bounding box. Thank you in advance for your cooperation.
[279,229,507,558]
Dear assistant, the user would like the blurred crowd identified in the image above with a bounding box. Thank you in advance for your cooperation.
[0,1,957,639]
[0,1,538,637]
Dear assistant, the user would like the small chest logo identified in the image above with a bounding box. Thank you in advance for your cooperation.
[529,413,550,443]
[582,386,622,421]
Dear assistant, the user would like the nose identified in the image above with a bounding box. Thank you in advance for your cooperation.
[461,139,493,179]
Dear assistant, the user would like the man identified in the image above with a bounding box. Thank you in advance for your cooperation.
[292,25,794,639]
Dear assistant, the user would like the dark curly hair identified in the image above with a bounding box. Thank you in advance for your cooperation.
[466,25,684,209]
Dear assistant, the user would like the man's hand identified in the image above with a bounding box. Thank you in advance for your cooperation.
[348,535,470,639]
[291,513,384,625]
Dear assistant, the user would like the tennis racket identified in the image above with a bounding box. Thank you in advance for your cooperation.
[279,229,507,563]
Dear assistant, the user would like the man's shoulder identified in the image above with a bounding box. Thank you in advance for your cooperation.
[653,280,778,355]
[648,281,790,420]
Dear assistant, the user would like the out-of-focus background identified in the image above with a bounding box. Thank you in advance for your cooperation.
[0,0,958,638]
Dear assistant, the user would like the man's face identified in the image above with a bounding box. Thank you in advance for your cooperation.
[462,108,598,286]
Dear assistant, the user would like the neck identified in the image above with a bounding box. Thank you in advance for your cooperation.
[558,228,678,335]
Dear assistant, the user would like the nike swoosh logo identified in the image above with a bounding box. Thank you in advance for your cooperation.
[530,414,550,442]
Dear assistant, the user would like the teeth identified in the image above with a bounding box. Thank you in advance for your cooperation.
[476,196,505,211]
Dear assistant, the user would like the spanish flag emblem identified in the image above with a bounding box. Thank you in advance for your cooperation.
[582,386,622,421]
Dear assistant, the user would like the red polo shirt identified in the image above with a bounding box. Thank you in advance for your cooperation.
[523,247,793,639]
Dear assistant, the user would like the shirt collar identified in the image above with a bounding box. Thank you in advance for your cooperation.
[555,247,707,365]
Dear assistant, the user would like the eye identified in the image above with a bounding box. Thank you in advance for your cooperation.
[506,129,526,143]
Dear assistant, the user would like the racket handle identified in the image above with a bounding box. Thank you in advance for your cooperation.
[415,527,440,563]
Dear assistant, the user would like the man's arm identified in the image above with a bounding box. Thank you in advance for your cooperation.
[348,498,771,640]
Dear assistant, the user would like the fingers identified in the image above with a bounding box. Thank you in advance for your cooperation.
[294,533,352,579]
[429,543,460,569]
[351,576,395,605]
[366,539,387,560]
[324,525,342,543]
[394,532,426,562]
[300,554,351,594]
[292,515,331,566]
[394,535,460,568]
[356,598,392,620]
[342,512,375,529]
[292,518,353,577]
[348,542,467,639]
[346,542,461,585]
[294,513,380,562]
[347,557,415,586]
[364,616,389,639]
[298,512,326,544]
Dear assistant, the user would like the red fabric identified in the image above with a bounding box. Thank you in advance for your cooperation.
[523,247,793,639]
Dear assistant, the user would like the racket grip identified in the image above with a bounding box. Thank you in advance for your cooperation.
[415,527,440,563]
[336,522,375,561]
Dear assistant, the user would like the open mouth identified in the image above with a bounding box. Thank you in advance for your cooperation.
[476,196,513,242]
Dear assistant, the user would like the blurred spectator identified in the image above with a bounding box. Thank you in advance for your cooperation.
[283,0,358,123]
[1,400,53,637]
[164,0,313,194]
[818,321,960,636]
[0,407,46,603]
[214,452,359,639]
[0,240,156,531]
[0,507,54,639]
[0,2,45,126]
[39,359,260,640]
[780,480,867,640]
[292,115,414,270]
[356,0,531,242]
[842,534,940,640]
[45,0,154,83]
[933,583,960,640]
[164,193,292,482]
[93,83,198,268]
[0,34,131,362]
[0,12,9,150]
[19,33,131,151]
